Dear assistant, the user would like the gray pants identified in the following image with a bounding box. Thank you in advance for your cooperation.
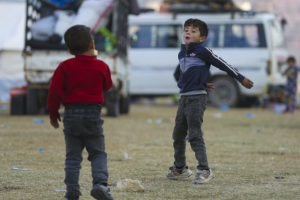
[285,88,297,111]
[63,104,108,198]
[173,95,209,170]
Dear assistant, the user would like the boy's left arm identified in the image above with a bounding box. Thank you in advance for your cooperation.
[103,64,113,91]
[203,48,253,89]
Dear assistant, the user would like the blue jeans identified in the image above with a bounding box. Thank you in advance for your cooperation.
[63,104,108,198]
[173,95,209,170]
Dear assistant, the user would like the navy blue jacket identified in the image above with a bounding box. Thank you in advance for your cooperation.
[177,43,245,93]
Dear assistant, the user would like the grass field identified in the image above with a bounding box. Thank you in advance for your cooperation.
[0,103,300,200]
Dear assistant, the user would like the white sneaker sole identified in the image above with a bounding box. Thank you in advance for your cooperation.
[166,171,193,180]
[192,174,215,184]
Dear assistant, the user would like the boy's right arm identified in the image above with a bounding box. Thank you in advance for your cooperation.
[203,47,253,89]
[282,67,289,75]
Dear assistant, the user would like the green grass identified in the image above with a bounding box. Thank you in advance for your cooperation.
[0,104,299,200]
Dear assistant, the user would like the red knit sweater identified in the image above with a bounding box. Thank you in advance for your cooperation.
[47,55,112,119]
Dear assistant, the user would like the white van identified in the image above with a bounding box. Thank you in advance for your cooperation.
[128,11,288,106]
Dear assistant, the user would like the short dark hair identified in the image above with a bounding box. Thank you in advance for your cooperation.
[184,18,209,37]
[287,56,296,63]
[64,25,92,55]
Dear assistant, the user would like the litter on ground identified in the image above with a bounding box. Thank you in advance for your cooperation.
[123,152,132,160]
[12,167,32,171]
[116,179,145,192]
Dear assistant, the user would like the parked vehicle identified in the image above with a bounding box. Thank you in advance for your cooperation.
[128,7,288,106]
[23,0,132,116]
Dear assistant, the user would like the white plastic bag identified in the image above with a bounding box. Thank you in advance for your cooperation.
[72,0,113,31]
[116,179,145,192]
[30,16,56,41]
[54,10,75,37]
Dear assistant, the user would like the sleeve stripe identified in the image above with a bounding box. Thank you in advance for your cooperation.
[205,47,239,76]
[219,57,239,74]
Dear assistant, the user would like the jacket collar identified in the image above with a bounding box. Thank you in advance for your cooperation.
[181,42,202,52]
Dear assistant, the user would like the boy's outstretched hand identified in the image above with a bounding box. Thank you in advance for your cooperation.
[206,83,215,92]
[242,77,254,89]
[50,116,61,129]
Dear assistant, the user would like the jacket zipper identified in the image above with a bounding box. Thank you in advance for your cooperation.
[184,47,188,73]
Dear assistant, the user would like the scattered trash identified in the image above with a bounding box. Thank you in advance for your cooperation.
[55,189,66,192]
[257,129,261,134]
[220,105,229,112]
[273,104,286,114]
[147,118,162,124]
[213,113,222,118]
[1,105,7,111]
[12,167,32,171]
[274,176,284,179]
[155,119,162,124]
[1,153,5,156]
[123,152,132,160]
[131,98,139,104]
[33,119,44,124]
[251,129,261,134]
[214,164,219,167]
[279,147,286,151]
[116,179,145,192]
[0,137,2,141]
[39,148,43,152]
[246,113,255,118]
[141,98,156,105]
[254,99,261,107]
[0,124,4,128]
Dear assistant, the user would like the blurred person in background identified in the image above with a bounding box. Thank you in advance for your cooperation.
[282,56,300,113]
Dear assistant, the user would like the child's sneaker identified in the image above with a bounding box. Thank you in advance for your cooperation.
[166,165,193,180]
[192,169,214,184]
[90,184,114,200]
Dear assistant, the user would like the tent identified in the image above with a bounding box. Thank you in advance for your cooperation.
[0,1,27,102]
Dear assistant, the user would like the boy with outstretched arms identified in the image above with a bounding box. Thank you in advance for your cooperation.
[166,18,253,184]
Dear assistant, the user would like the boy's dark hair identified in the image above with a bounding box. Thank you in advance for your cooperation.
[64,25,92,55]
[287,56,296,63]
[184,18,209,37]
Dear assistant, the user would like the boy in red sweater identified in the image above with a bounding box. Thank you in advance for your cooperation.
[47,25,114,200]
